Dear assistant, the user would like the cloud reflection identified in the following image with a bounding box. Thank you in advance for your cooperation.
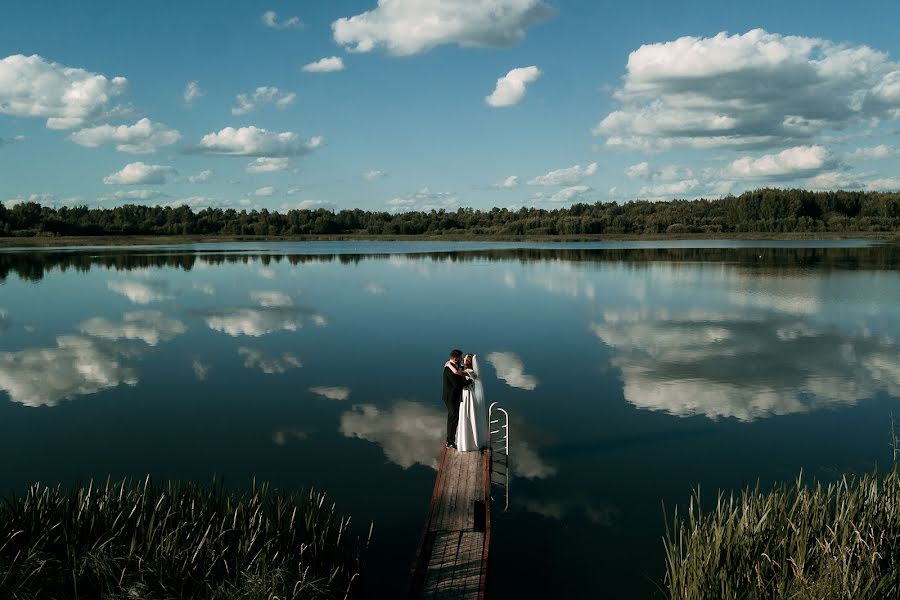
[0,309,8,333]
[592,310,900,421]
[249,290,293,307]
[0,336,138,407]
[78,311,187,346]
[238,347,302,373]
[194,306,326,337]
[108,280,175,304]
[310,386,350,401]
[487,351,539,390]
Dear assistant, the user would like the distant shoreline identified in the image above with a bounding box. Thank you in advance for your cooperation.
[0,231,896,249]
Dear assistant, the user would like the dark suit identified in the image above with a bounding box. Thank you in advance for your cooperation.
[442,364,470,445]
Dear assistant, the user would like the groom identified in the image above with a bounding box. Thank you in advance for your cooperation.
[443,348,473,450]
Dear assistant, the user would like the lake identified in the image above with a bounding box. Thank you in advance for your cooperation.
[1,240,899,597]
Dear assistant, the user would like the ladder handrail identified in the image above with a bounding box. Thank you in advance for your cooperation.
[488,402,510,511]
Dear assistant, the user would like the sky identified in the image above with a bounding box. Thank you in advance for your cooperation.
[1,0,900,213]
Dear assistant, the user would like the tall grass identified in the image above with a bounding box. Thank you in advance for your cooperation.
[0,477,370,599]
[663,468,900,599]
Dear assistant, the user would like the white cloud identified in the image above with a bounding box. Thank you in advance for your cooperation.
[729,145,835,179]
[103,162,175,185]
[183,81,204,105]
[487,351,539,390]
[494,175,520,189]
[246,157,289,173]
[107,280,174,304]
[249,290,292,307]
[188,169,212,183]
[639,179,699,198]
[68,118,181,154]
[387,187,458,212]
[362,169,386,181]
[97,189,164,202]
[805,171,864,191]
[594,29,900,150]
[339,401,444,468]
[302,56,345,73]
[309,386,350,401]
[281,200,335,211]
[232,87,296,116]
[0,54,128,129]
[192,126,323,157]
[533,185,592,203]
[78,311,186,346]
[262,10,302,30]
[238,347,302,374]
[486,65,542,107]
[527,163,598,186]
[626,162,694,181]
[848,144,896,159]
[254,186,275,197]
[332,0,552,56]
[0,336,138,407]
[865,177,900,191]
[196,307,326,337]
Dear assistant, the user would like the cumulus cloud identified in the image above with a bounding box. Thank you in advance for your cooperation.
[302,56,345,73]
[487,351,538,390]
[592,310,900,421]
[107,280,174,304]
[238,347,302,374]
[103,162,175,185]
[493,175,520,189]
[188,169,212,183]
[387,187,458,212]
[332,0,552,56]
[262,10,302,29]
[78,311,186,346]
[0,336,138,407]
[626,162,694,181]
[183,81,204,105]
[250,290,292,307]
[195,306,326,337]
[97,189,165,202]
[68,118,181,154]
[594,29,900,151]
[191,126,323,157]
[254,186,275,197]
[527,163,598,186]
[362,169,386,181]
[232,87,296,116]
[246,157,288,173]
[638,179,699,198]
[0,54,128,129]
[533,185,592,203]
[486,65,542,107]
[281,200,335,211]
[729,145,836,179]
[309,386,351,401]
[339,401,444,468]
[848,144,896,159]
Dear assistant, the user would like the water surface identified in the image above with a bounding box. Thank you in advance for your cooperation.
[1,240,898,597]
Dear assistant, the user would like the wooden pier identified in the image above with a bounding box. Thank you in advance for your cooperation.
[408,445,492,599]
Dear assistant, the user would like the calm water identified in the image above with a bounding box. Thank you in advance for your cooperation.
[1,240,899,597]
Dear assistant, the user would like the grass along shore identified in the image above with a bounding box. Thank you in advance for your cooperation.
[0,478,369,599]
[664,467,900,599]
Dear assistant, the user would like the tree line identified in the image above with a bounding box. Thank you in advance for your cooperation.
[2,188,899,237]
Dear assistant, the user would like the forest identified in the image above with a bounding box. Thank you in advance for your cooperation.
[1,188,899,238]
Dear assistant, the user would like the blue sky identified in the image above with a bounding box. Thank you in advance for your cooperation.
[2,0,899,213]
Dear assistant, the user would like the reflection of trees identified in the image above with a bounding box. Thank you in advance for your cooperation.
[593,311,900,421]
[3,244,898,283]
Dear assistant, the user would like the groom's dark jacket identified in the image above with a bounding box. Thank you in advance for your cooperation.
[442,365,471,408]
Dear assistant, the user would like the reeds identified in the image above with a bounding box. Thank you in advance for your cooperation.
[663,468,900,599]
[0,477,370,599]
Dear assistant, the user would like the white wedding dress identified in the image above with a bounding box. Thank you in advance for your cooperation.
[456,355,489,452]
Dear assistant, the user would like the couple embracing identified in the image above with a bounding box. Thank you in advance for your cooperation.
[442,349,489,452]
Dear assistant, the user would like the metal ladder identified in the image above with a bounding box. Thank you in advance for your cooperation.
[489,402,510,511]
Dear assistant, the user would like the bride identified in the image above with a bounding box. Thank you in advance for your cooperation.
[454,354,488,452]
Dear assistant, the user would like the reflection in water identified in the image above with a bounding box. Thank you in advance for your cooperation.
[79,311,187,346]
[192,358,210,381]
[340,401,445,469]
[364,282,387,295]
[194,307,326,337]
[249,290,293,307]
[593,310,900,421]
[516,496,618,526]
[238,347,302,374]
[0,336,139,407]
[487,351,539,391]
[108,280,175,304]
[192,282,215,295]
[0,309,8,333]
[309,386,351,401]
[272,429,308,445]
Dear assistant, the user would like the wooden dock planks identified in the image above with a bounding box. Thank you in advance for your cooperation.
[409,445,491,599]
